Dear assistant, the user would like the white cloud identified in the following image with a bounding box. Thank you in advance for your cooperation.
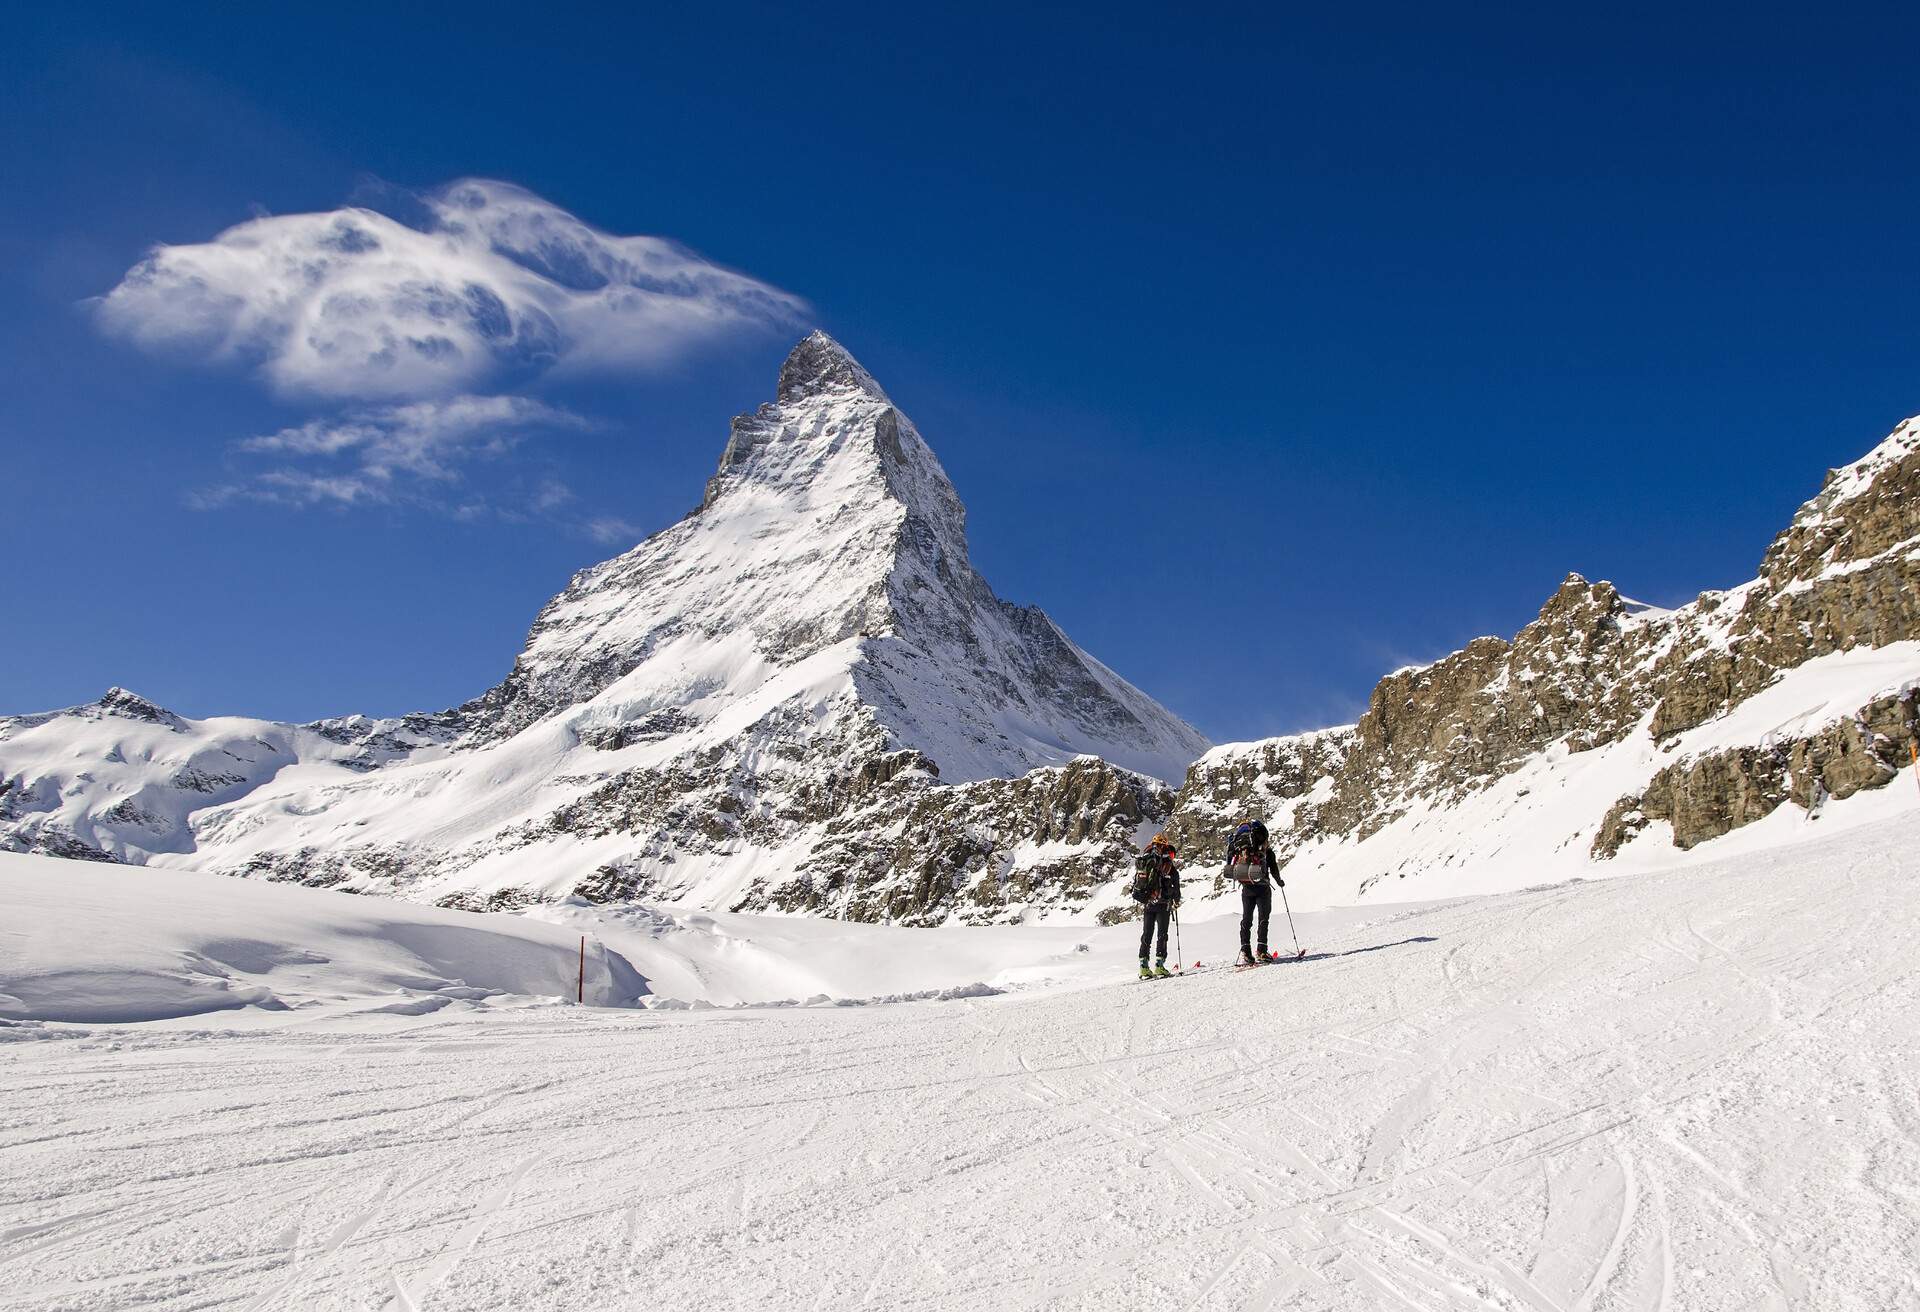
[188,471,384,510]
[238,394,583,481]
[530,478,575,514]
[96,179,808,399]
[584,516,644,546]
[194,394,590,513]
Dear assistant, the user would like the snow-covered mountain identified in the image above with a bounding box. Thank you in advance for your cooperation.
[1167,415,1920,904]
[450,332,1204,781]
[7,338,1918,925]
[0,333,1207,921]
[0,688,446,864]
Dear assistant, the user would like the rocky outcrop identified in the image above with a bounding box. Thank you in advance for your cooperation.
[1166,416,1920,879]
[1596,687,1920,854]
[231,842,454,890]
[739,756,1172,926]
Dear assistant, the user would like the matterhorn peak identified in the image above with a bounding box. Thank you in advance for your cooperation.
[705,332,922,512]
[776,329,891,405]
[447,333,1209,780]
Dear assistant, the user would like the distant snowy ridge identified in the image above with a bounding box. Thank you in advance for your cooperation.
[0,688,447,863]
[1,334,1206,924]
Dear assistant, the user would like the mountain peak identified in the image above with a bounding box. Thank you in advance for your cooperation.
[96,687,181,726]
[451,330,1208,783]
[776,330,890,405]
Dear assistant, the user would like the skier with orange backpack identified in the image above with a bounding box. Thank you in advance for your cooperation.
[1130,834,1181,979]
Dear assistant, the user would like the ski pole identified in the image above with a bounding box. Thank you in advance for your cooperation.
[1174,906,1183,973]
[1278,883,1304,959]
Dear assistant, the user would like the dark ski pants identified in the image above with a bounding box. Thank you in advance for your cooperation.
[1138,901,1172,961]
[1238,882,1271,955]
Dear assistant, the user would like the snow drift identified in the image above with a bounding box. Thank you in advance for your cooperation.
[0,852,644,1022]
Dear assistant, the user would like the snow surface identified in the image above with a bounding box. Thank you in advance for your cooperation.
[4,785,1918,1308]
[0,855,1142,1020]
[0,855,645,1022]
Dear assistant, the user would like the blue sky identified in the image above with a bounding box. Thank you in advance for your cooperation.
[3,3,1917,743]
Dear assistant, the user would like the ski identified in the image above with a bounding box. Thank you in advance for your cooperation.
[1134,963,1213,980]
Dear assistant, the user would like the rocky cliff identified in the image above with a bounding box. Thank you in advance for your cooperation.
[1166,416,1920,901]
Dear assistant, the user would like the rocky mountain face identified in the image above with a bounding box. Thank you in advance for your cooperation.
[1,334,1206,924]
[1164,416,1920,900]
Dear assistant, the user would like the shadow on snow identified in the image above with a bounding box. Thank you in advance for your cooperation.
[1291,935,1438,964]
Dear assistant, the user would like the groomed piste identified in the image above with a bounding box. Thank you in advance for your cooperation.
[3,778,1917,1309]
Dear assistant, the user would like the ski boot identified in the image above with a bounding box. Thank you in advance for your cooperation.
[1139,960,1154,980]
[1153,961,1172,979]
[1235,948,1256,967]
[1257,945,1271,963]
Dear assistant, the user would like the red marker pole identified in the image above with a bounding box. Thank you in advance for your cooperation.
[577,935,586,1004]
[1910,739,1919,801]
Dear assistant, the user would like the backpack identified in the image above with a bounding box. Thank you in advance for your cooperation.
[1226,821,1269,882]
[1130,850,1165,903]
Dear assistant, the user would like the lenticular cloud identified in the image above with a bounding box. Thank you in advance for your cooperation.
[94,179,808,399]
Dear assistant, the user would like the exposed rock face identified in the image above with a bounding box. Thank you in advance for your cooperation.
[1596,687,1920,853]
[742,755,1172,926]
[1,334,1206,924]
[1165,417,1920,886]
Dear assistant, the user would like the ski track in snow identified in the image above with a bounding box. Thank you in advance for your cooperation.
[4,812,1920,1309]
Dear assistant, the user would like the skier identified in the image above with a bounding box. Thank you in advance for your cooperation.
[1131,834,1181,978]
[1225,819,1282,966]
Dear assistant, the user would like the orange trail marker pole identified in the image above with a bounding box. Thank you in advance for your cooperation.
[1911,739,1919,801]
[578,935,586,1004]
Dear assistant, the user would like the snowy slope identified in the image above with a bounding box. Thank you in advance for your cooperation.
[0,334,1206,920]
[0,851,644,1021]
[3,797,1917,1308]
[0,850,1127,1020]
